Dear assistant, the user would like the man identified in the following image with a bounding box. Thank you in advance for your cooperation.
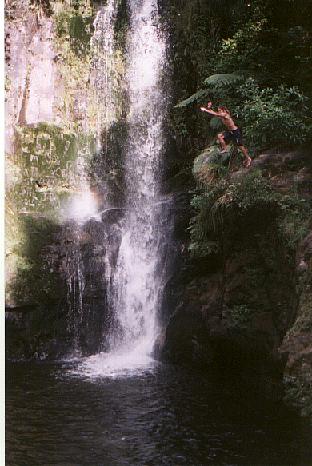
[200,101,252,168]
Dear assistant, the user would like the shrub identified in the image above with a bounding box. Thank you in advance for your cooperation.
[229,304,255,328]
[189,170,286,257]
[277,193,311,250]
[237,79,312,150]
[189,167,311,258]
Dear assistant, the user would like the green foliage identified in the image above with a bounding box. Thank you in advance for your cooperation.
[175,89,210,109]
[204,73,244,88]
[189,170,298,256]
[277,194,311,250]
[188,239,219,258]
[237,80,312,149]
[229,304,255,328]
[189,167,311,258]
[189,180,226,256]
[177,74,312,150]
[174,1,312,152]
[229,170,280,209]
[175,74,244,108]
[211,17,268,76]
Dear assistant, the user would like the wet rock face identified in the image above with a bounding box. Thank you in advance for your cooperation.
[161,223,292,398]
[279,231,312,418]
[160,149,312,404]
[4,0,104,359]
[6,215,124,360]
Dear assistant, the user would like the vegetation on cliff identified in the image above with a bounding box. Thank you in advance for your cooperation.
[164,0,312,419]
[169,0,312,268]
[173,0,312,151]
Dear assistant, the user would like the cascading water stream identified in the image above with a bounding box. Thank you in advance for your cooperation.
[90,0,118,149]
[77,0,171,377]
[62,1,119,358]
[109,0,168,355]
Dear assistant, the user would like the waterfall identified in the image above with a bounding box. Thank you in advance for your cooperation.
[90,0,118,148]
[108,0,168,355]
[77,0,171,376]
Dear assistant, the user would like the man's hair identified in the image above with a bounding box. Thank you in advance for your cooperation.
[218,106,230,113]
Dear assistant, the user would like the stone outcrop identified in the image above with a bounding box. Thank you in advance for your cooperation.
[279,231,312,418]
[160,148,312,413]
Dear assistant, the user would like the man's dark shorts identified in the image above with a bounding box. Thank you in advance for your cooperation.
[223,128,243,146]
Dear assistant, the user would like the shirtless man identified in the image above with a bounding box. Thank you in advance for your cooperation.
[200,101,252,168]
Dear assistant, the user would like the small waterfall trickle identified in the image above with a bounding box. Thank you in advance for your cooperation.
[65,226,85,356]
[77,0,172,376]
[62,1,119,358]
[90,0,118,150]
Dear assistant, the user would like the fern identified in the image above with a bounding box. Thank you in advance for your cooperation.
[175,73,244,108]
[175,89,210,108]
[204,73,244,88]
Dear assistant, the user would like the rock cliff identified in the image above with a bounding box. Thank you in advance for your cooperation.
[160,147,312,418]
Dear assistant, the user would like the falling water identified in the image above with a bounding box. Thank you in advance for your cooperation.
[109,0,168,355]
[90,0,118,149]
[78,0,171,376]
[65,226,85,356]
[63,1,118,358]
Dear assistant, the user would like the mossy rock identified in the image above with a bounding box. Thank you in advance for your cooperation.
[6,215,65,306]
[193,145,230,183]
[7,124,96,217]
[193,146,220,175]
[55,3,95,55]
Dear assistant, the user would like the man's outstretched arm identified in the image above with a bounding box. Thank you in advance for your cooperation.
[200,102,226,118]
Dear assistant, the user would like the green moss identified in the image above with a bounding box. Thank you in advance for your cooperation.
[290,271,312,334]
[55,5,94,55]
[6,121,98,303]
[278,197,311,251]
[7,215,64,306]
[7,122,96,226]
[284,375,312,420]
[9,124,78,215]
[227,304,257,329]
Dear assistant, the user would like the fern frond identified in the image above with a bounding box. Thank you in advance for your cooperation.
[204,73,243,88]
[175,89,210,108]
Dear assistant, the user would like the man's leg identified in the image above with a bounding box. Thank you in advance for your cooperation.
[217,133,228,152]
[238,145,252,167]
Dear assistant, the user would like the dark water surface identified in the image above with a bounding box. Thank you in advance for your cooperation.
[6,361,312,465]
